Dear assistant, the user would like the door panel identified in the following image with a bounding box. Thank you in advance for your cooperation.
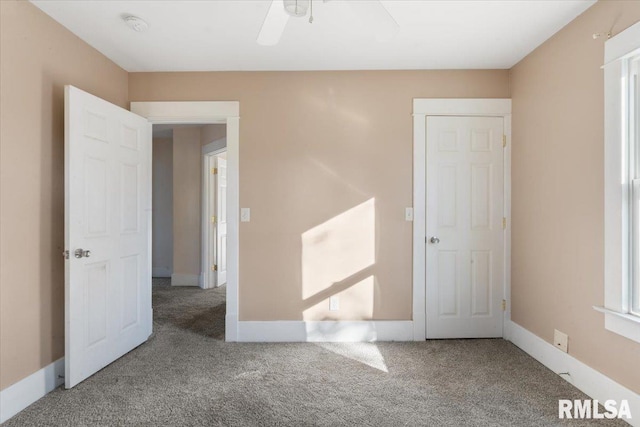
[65,86,152,388]
[216,157,228,285]
[426,116,504,338]
[437,251,458,316]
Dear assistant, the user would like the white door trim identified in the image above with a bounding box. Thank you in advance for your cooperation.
[131,101,240,342]
[412,98,512,341]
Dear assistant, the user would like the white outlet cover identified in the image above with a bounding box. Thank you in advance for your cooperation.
[553,329,568,353]
[405,207,414,221]
[240,208,250,222]
[329,296,339,311]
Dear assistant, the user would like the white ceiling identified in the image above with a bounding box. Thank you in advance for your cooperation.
[30,0,596,72]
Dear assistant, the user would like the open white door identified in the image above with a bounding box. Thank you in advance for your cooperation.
[425,116,504,339]
[216,156,228,286]
[204,155,216,289]
[65,86,152,388]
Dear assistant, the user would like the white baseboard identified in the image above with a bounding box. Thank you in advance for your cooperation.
[237,320,414,342]
[225,313,238,342]
[0,358,64,424]
[505,320,640,426]
[152,267,171,277]
[170,273,199,287]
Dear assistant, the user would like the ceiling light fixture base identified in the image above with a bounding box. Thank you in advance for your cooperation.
[123,15,149,32]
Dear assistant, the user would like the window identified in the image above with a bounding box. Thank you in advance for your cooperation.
[601,21,640,343]
[632,55,640,317]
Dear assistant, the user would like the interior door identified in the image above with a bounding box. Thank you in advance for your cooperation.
[204,154,216,289]
[425,116,504,339]
[65,85,152,388]
[216,156,228,286]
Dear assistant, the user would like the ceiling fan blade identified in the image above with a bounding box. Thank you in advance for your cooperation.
[345,0,399,42]
[257,0,290,46]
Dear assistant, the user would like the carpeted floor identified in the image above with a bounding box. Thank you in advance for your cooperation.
[5,278,625,426]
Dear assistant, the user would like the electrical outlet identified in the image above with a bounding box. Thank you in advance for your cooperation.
[405,207,414,221]
[554,329,568,353]
[240,208,250,222]
[329,296,339,311]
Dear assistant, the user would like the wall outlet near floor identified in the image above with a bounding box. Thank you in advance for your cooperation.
[329,296,340,311]
[554,329,568,353]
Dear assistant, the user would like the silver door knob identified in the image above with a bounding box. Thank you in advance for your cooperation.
[74,249,91,258]
[429,237,440,244]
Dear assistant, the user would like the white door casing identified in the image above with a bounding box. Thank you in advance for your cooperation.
[216,156,228,286]
[425,116,505,338]
[65,86,152,388]
[131,101,240,341]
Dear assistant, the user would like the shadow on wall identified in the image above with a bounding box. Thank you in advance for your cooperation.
[40,73,66,368]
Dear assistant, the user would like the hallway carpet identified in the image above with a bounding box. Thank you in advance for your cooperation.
[6,279,624,426]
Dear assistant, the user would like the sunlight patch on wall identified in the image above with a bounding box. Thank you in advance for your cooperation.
[303,91,370,127]
[304,275,375,320]
[335,275,374,319]
[301,198,375,319]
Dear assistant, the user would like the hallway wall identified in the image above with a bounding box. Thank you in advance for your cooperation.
[152,137,174,277]
[172,127,203,285]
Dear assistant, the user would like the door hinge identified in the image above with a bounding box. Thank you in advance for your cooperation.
[502,135,507,148]
[502,299,507,311]
[62,250,69,260]
[502,217,507,229]
[211,215,216,224]
[211,265,218,271]
[211,167,218,175]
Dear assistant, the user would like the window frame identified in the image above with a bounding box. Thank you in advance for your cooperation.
[631,56,640,317]
[599,21,640,343]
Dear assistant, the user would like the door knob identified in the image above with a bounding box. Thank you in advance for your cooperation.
[74,249,91,258]
[429,237,440,244]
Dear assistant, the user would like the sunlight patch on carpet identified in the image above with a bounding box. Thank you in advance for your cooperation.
[316,342,388,373]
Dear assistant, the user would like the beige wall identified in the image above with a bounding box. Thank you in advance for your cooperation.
[152,137,174,277]
[510,0,640,393]
[172,127,203,280]
[0,0,129,390]
[12,0,633,398]
[201,124,227,147]
[129,70,510,320]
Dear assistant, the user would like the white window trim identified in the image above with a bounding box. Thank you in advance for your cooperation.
[600,21,640,344]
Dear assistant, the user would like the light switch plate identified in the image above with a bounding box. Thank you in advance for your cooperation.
[240,208,250,222]
[405,207,414,221]
[554,329,568,353]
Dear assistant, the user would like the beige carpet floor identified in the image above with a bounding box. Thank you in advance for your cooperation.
[5,278,624,426]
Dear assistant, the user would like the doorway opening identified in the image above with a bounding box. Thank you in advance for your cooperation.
[151,123,228,340]
[131,100,240,342]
